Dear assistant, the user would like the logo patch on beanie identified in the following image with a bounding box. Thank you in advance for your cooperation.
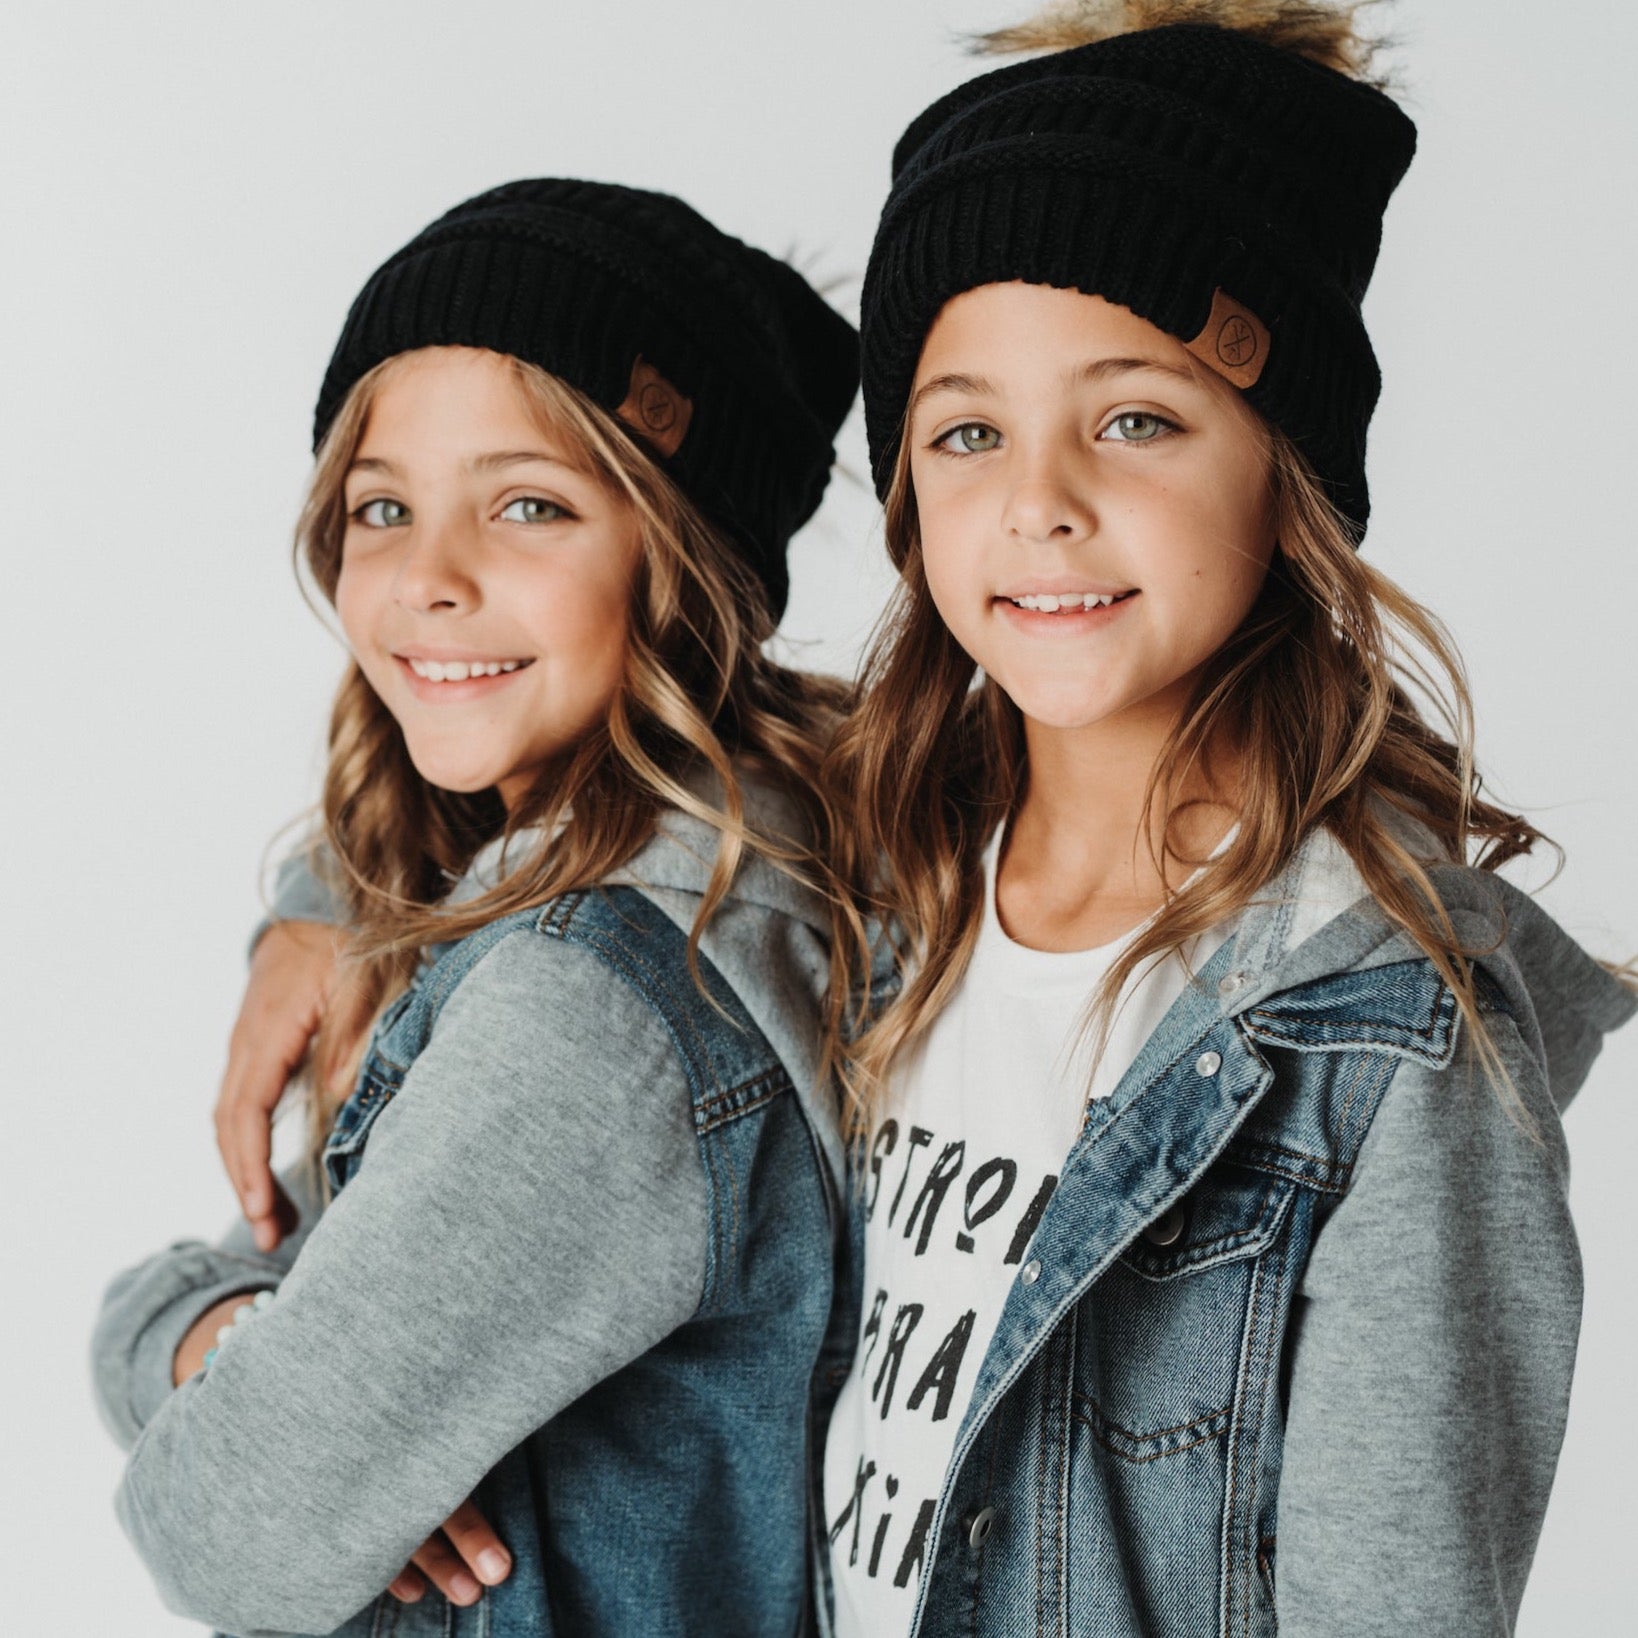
[1185,291,1270,391]
[616,357,694,458]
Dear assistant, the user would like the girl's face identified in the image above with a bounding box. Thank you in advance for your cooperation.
[336,347,641,809]
[907,283,1276,739]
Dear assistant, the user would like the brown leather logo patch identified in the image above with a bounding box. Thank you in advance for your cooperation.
[1184,290,1270,390]
[615,357,693,457]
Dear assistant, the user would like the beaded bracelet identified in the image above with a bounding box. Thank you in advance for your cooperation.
[202,1287,277,1369]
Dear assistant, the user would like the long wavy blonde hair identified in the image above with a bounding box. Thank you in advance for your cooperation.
[295,351,847,1145]
[824,410,1554,1131]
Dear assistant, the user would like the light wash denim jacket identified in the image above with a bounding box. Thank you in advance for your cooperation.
[93,786,852,1638]
[836,822,1631,1638]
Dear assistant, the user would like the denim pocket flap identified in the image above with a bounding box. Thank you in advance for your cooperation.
[1119,1166,1295,1281]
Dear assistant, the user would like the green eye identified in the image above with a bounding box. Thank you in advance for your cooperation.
[938,422,1001,455]
[352,498,410,527]
[1103,413,1171,443]
[500,496,568,524]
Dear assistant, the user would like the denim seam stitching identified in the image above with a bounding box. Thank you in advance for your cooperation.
[1052,1318,1075,1635]
[544,893,758,1315]
[1227,1132,1352,1191]
[1241,1215,1290,1638]
[544,891,741,1104]
[695,1079,789,1136]
[562,925,728,1098]
[693,1064,791,1124]
[1220,1226,1268,1638]
[1062,1014,1253,1185]
[1224,1149,1349,1194]
[1119,1184,1288,1279]
[695,1107,727,1316]
[1070,1397,1230,1444]
[1035,1321,1067,1638]
[1333,1049,1373,1151]
[968,1419,1003,1638]
[1337,1055,1397,1170]
[1069,1403,1231,1464]
[1245,972,1455,1058]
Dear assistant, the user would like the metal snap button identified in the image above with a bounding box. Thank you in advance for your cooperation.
[1217,971,1246,997]
[1195,1050,1223,1077]
[964,1506,997,1549]
[1020,1259,1042,1286]
[1144,1203,1187,1247]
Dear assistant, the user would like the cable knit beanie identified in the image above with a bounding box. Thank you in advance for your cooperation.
[315,179,859,617]
[861,16,1416,539]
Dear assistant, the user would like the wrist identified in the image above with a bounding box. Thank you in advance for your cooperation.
[172,1289,273,1387]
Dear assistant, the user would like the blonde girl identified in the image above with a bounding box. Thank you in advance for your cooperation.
[821,4,1633,1636]
[93,179,858,1637]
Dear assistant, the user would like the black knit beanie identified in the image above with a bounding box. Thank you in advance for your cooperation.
[861,23,1416,539]
[314,179,859,617]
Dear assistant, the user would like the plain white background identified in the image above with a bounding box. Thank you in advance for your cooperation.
[3,2,1633,1632]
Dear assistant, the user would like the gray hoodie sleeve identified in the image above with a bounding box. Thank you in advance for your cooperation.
[91,1163,323,1449]
[245,846,342,959]
[111,929,708,1638]
[266,847,340,925]
[1276,1016,1580,1637]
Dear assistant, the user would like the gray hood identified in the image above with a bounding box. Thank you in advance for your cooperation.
[1221,819,1634,1112]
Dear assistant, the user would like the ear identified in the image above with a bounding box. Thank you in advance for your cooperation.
[615,357,694,458]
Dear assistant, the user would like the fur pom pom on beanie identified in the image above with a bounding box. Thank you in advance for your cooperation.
[860,1,1414,538]
[315,179,860,618]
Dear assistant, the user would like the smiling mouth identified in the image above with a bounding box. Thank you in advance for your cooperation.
[1001,590,1138,613]
[401,657,533,682]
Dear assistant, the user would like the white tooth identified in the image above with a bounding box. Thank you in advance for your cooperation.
[501,660,519,672]
[442,661,468,681]
[1061,594,1087,610]
[1099,594,1115,606]
[1038,594,1061,612]
[427,661,449,681]
[409,659,429,679]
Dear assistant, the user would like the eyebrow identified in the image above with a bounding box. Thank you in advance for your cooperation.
[907,372,994,416]
[1072,355,1198,388]
[345,450,582,480]
[908,355,1198,418]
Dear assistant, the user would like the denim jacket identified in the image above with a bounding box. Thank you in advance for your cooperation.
[827,824,1631,1638]
[93,789,853,1638]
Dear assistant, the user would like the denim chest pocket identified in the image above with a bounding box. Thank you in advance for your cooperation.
[1072,1165,1298,1466]
[1117,1164,1295,1282]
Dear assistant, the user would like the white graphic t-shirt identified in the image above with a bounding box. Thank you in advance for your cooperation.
[824,838,1231,1635]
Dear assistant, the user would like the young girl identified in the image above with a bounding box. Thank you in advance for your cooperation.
[92,178,860,1636]
[817,3,1634,1635]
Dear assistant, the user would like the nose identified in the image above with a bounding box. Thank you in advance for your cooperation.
[1001,461,1096,548]
[392,518,479,614]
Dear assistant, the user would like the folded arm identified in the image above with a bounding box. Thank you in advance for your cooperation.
[113,929,708,1637]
